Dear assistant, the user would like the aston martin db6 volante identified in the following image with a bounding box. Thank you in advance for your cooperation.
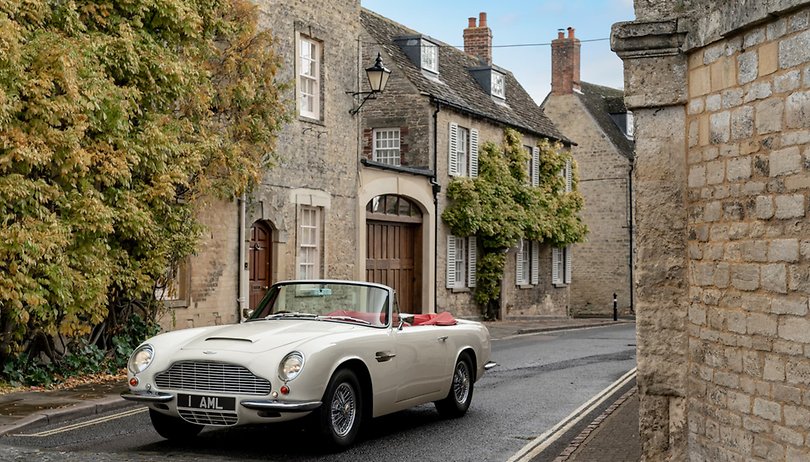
[122,280,495,448]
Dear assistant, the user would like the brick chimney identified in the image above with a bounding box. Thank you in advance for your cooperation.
[463,12,492,64]
[551,27,581,94]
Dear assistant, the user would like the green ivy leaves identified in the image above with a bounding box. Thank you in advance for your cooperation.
[442,128,588,312]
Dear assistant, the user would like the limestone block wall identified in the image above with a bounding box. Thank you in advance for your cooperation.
[613,1,810,460]
[685,10,810,461]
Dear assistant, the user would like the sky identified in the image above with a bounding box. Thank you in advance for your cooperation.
[360,0,635,104]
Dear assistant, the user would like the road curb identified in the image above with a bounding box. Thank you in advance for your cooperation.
[515,320,634,335]
[0,394,132,437]
[553,387,638,462]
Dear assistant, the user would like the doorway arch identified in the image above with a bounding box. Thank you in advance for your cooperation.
[365,195,423,313]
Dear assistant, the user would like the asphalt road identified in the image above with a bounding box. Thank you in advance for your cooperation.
[0,324,636,462]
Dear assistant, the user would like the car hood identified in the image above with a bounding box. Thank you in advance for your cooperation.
[177,320,361,354]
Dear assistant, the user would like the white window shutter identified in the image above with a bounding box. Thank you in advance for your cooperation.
[516,240,524,285]
[532,147,540,187]
[565,159,573,192]
[446,235,456,288]
[470,128,479,178]
[565,245,573,284]
[552,247,561,284]
[467,237,477,288]
[530,241,540,285]
[448,122,459,176]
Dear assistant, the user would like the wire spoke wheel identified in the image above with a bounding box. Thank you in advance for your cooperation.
[435,354,474,418]
[330,382,357,437]
[452,361,470,404]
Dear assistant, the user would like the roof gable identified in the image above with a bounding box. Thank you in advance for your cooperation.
[575,82,635,160]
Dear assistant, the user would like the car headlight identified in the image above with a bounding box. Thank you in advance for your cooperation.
[278,351,304,382]
[128,344,154,374]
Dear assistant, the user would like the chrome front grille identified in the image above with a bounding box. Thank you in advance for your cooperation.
[178,409,238,426]
[155,361,271,395]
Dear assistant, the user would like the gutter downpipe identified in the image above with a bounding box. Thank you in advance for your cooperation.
[628,160,635,314]
[431,99,441,314]
[237,194,248,320]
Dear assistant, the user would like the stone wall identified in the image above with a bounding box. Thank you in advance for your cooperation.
[685,9,810,461]
[542,94,633,317]
[167,0,363,330]
[613,1,810,460]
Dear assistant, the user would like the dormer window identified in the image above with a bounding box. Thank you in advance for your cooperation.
[609,111,634,140]
[421,41,438,73]
[491,71,505,99]
[625,111,634,139]
[394,35,440,77]
[470,66,507,101]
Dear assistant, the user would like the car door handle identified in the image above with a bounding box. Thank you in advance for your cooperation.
[437,336,448,342]
[375,351,396,362]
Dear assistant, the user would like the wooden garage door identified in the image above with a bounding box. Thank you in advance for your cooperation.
[366,195,422,313]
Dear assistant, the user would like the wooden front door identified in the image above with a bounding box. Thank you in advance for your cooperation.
[366,220,421,313]
[249,222,272,310]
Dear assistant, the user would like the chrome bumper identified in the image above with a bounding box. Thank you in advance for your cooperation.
[121,390,174,403]
[484,361,498,371]
[240,399,322,412]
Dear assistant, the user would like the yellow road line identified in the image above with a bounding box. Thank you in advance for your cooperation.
[15,406,148,437]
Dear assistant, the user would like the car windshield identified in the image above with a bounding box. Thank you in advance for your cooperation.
[248,282,390,328]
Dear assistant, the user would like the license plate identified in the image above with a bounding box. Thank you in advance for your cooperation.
[177,393,236,411]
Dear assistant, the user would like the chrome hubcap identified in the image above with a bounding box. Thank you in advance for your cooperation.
[330,382,356,437]
[452,362,470,404]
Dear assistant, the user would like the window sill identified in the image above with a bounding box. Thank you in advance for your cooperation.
[299,115,325,126]
[450,287,470,293]
[553,283,569,288]
[517,284,534,290]
[163,300,190,309]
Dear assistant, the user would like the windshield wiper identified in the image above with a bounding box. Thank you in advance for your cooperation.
[264,312,319,320]
[319,315,371,325]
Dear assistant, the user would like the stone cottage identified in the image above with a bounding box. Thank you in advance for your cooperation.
[358,10,575,319]
[613,1,810,460]
[542,27,636,318]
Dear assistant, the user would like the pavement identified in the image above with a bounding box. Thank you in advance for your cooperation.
[0,316,639,461]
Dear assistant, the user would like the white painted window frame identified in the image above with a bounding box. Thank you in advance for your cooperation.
[447,235,477,289]
[372,128,401,166]
[297,35,321,120]
[297,206,321,279]
[449,123,478,177]
[421,40,438,74]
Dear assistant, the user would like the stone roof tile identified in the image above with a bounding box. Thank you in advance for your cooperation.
[361,8,570,144]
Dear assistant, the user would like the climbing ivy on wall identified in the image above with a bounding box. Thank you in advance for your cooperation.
[442,128,587,318]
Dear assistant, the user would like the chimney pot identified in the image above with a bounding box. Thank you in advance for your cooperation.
[463,11,493,65]
[551,26,581,95]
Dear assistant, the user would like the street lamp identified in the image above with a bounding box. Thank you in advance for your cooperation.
[348,52,391,115]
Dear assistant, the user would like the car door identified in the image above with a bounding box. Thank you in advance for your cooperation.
[392,325,453,402]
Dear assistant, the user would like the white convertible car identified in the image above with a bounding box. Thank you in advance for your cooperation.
[122,280,495,448]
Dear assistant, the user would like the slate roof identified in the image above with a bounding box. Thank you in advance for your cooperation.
[576,82,635,160]
[360,8,570,145]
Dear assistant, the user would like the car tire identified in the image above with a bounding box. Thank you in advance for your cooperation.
[149,408,204,440]
[318,368,362,449]
[435,353,474,418]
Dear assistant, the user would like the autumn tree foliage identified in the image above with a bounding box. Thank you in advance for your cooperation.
[0,0,285,374]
